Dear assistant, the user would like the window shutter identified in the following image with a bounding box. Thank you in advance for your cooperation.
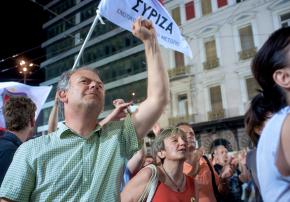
[172,7,181,25]
[205,39,217,62]
[217,0,228,8]
[201,0,212,16]
[174,51,185,67]
[239,25,255,51]
[210,86,223,110]
[185,1,195,20]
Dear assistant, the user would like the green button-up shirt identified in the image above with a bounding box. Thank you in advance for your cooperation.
[0,115,139,201]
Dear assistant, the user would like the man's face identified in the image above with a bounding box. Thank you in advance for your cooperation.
[214,145,228,166]
[178,125,196,150]
[65,69,105,115]
[162,134,187,161]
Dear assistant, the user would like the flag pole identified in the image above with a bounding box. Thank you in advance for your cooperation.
[72,9,105,70]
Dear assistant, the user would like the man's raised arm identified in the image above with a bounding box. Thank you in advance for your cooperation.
[131,18,169,139]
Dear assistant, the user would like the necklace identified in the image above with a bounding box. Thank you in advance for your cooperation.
[161,164,185,192]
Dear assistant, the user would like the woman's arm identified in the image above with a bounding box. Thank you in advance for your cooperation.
[121,167,153,202]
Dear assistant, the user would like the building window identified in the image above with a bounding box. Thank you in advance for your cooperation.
[178,94,189,116]
[80,31,142,66]
[210,86,223,111]
[246,77,260,100]
[46,37,74,59]
[203,38,219,69]
[185,1,195,20]
[98,52,146,84]
[201,0,212,16]
[80,2,99,21]
[238,25,256,60]
[45,56,75,81]
[236,0,246,3]
[104,80,147,111]
[174,51,185,68]
[48,0,76,19]
[37,107,52,126]
[239,25,255,51]
[79,19,116,42]
[280,12,290,27]
[172,7,181,25]
[217,0,228,8]
[208,85,224,120]
[205,39,217,61]
[46,83,58,101]
[46,15,75,39]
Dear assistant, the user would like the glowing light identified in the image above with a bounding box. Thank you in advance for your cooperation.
[20,60,26,66]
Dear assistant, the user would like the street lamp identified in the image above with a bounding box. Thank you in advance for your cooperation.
[18,59,35,84]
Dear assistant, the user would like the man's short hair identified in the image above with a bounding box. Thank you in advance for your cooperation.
[4,96,36,131]
[152,127,186,163]
[57,67,99,91]
[176,122,191,128]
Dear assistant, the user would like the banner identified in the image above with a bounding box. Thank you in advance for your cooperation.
[0,82,52,128]
[98,0,193,58]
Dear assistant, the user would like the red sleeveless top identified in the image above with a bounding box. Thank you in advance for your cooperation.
[152,175,196,202]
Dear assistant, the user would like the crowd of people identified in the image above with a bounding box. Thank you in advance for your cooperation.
[0,18,290,202]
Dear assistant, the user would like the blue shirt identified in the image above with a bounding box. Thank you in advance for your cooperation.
[0,131,22,186]
[121,165,132,191]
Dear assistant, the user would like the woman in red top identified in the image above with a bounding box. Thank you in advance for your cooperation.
[121,127,197,202]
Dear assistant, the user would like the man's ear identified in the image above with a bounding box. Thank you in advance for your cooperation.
[30,116,35,128]
[273,68,290,89]
[58,90,68,103]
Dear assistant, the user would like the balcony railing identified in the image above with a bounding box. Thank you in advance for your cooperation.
[239,47,257,60]
[168,114,195,126]
[208,108,225,121]
[203,58,219,70]
[168,65,190,78]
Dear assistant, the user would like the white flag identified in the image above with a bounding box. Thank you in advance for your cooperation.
[98,0,193,58]
[0,82,52,128]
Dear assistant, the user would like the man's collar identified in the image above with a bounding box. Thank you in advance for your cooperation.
[58,122,102,139]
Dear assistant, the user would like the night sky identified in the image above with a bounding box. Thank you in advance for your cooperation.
[0,0,47,85]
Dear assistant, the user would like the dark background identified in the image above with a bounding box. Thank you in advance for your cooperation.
[0,0,47,85]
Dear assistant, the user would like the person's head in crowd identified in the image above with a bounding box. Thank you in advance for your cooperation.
[212,145,229,166]
[244,93,273,146]
[4,96,37,141]
[176,122,196,151]
[251,27,290,112]
[57,67,105,117]
[152,127,187,165]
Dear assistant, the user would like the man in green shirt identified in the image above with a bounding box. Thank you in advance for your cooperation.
[0,18,169,201]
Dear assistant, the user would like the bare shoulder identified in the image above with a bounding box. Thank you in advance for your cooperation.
[138,165,156,180]
[121,165,157,202]
[276,114,290,176]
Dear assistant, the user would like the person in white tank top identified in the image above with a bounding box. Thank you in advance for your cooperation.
[251,27,290,202]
